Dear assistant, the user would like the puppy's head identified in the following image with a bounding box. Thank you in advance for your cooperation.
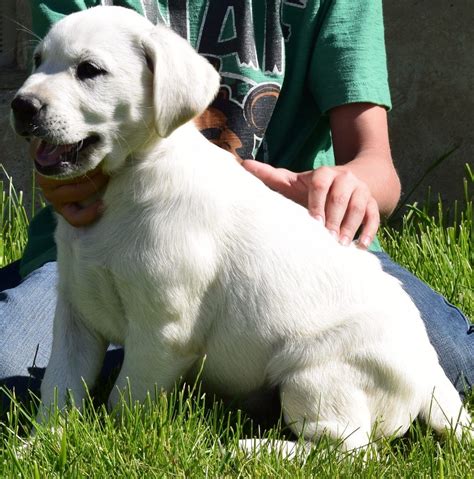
[11,6,220,178]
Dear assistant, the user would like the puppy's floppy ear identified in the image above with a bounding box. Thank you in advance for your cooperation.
[142,25,221,138]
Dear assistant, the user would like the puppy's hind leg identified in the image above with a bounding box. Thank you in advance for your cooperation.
[279,366,374,452]
[420,365,473,440]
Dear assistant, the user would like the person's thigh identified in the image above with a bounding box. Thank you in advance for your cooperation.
[373,251,473,397]
[0,261,124,412]
[0,261,57,377]
[0,261,57,411]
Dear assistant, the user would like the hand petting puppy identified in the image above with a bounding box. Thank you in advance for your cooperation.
[243,103,401,249]
[241,161,380,249]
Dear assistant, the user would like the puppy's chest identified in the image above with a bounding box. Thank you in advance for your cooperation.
[64,248,128,343]
[57,222,149,343]
[56,214,214,345]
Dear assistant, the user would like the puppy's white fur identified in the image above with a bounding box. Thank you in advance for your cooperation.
[16,7,471,450]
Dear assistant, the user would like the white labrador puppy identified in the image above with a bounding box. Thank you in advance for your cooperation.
[11,6,471,451]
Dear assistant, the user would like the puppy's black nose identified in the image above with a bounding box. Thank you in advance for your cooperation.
[11,94,43,119]
[11,94,44,136]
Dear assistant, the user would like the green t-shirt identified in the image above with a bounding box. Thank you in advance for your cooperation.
[20,0,391,278]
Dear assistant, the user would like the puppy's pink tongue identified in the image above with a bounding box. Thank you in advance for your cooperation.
[36,140,75,166]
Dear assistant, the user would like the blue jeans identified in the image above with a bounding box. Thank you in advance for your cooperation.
[0,261,123,412]
[1,254,472,411]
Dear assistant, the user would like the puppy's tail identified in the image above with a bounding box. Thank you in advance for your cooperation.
[420,366,473,440]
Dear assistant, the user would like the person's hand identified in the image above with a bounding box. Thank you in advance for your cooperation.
[241,161,379,249]
[31,138,109,226]
[36,168,109,227]
[37,169,109,227]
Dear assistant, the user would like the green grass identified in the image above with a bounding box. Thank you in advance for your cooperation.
[1,167,473,477]
[2,388,472,478]
[0,167,30,267]
[381,164,473,315]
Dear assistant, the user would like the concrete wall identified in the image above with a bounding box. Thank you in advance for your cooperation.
[1,0,33,208]
[384,1,473,208]
[1,0,472,213]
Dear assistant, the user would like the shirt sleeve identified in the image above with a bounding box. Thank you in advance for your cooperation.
[309,0,392,114]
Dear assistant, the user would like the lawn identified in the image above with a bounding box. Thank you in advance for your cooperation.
[1,166,473,477]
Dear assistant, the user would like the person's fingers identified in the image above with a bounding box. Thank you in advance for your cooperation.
[59,201,104,228]
[40,173,109,205]
[323,171,358,237]
[242,162,380,247]
[35,165,108,227]
[357,198,380,249]
[338,188,370,245]
[307,167,336,223]
[241,160,306,205]
[241,160,290,189]
[36,166,109,223]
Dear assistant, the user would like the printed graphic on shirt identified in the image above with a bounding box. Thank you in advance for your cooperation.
[194,80,281,160]
[162,0,289,161]
[139,0,165,24]
[111,0,308,160]
[283,0,308,7]
[193,2,285,160]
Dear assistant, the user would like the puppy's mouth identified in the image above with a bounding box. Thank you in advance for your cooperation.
[34,135,100,176]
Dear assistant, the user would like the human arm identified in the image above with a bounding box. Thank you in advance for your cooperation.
[242,102,401,248]
[35,102,399,238]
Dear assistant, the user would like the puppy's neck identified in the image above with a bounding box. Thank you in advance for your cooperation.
[141,121,202,156]
[102,122,216,207]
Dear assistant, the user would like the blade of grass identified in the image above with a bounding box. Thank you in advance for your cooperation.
[393,145,461,219]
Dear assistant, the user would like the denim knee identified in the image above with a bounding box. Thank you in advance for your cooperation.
[373,252,473,396]
[0,262,57,381]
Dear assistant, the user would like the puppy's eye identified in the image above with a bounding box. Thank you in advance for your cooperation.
[77,61,107,80]
[33,53,41,69]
